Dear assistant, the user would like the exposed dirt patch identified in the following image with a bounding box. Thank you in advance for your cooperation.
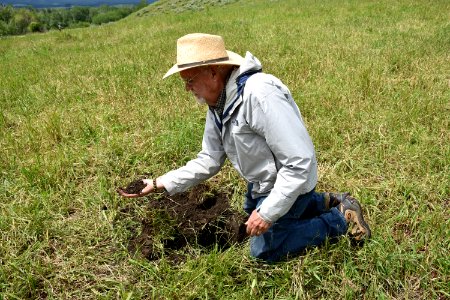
[127,184,249,261]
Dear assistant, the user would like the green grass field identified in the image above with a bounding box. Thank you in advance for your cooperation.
[1,0,449,298]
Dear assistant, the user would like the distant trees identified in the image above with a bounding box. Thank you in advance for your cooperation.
[0,1,148,36]
[91,5,134,25]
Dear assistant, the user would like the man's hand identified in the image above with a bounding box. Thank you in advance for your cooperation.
[245,209,271,236]
[117,179,154,198]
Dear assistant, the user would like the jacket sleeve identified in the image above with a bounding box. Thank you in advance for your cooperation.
[245,76,318,223]
[159,110,227,195]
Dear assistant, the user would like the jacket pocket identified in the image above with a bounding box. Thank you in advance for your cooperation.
[231,123,277,186]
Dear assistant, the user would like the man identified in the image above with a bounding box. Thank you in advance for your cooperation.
[118,33,371,262]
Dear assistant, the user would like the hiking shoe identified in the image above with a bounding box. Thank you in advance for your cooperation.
[338,194,371,240]
[324,192,348,210]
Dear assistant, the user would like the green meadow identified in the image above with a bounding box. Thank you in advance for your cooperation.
[1,0,449,298]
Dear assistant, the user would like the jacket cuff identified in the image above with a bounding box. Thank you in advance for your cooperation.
[158,175,178,195]
[256,208,274,223]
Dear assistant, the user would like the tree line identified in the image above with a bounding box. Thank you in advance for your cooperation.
[0,0,148,36]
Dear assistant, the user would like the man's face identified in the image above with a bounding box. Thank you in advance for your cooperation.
[180,67,222,106]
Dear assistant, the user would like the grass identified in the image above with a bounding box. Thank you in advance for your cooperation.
[1,0,449,298]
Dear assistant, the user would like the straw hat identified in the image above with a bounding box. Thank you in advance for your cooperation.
[163,33,244,79]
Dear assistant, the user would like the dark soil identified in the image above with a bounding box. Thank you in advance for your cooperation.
[127,183,249,261]
[120,179,147,194]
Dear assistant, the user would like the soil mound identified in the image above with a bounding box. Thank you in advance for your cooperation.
[127,184,249,261]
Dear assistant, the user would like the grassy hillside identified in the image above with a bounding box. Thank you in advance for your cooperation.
[134,0,240,15]
[1,0,449,298]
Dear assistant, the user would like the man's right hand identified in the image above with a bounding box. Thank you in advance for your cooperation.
[117,178,154,198]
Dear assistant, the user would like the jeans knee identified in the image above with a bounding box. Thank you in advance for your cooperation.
[249,235,277,262]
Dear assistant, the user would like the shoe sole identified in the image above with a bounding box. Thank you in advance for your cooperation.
[343,197,371,241]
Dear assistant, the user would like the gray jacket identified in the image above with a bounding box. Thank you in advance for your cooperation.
[160,52,318,223]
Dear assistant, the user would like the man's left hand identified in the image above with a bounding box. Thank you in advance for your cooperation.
[245,210,271,236]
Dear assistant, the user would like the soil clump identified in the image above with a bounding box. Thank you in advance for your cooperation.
[120,179,147,194]
[127,183,249,261]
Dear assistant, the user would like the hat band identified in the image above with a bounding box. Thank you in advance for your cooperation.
[177,56,229,68]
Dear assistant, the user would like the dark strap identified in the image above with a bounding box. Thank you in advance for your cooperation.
[212,69,262,131]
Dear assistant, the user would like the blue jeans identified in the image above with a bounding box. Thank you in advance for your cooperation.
[244,183,348,262]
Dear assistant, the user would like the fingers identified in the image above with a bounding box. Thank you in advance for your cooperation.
[117,178,153,198]
[245,210,271,236]
[116,188,141,198]
[244,223,268,236]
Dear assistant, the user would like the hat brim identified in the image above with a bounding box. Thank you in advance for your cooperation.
[163,50,244,79]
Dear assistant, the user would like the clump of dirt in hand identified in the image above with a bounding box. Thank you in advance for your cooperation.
[120,179,147,194]
[127,183,249,261]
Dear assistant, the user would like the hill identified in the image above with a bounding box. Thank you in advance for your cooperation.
[0,0,448,298]
[133,0,239,15]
